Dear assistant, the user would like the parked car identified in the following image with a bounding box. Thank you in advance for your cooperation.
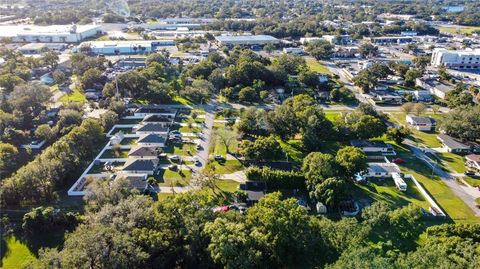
[214,154,224,161]
[169,155,181,162]
[196,144,202,150]
[168,164,178,170]
[464,170,476,176]
[392,158,406,164]
[193,156,201,165]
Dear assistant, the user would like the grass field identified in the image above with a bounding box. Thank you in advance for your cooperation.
[163,143,197,156]
[217,179,240,192]
[100,149,129,159]
[210,159,244,174]
[388,112,443,148]
[119,138,138,145]
[59,88,87,103]
[394,146,480,223]
[325,111,342,122]
[438,26,480,35]
[305,57,331,74]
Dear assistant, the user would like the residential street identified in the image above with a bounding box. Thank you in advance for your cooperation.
[407,141,480,216]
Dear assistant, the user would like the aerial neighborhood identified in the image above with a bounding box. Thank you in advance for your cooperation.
[1,0,480,268]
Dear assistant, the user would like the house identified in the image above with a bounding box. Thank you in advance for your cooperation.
[413,90,433,103]
[122,159,159,175]
[465,154,480,171]
[117,174,148,192]
[437,134,470,154]
[350,140,396,155]
[406,114,436,131]
[137,134,167,147]
[135,123,170,135]
[365,162,401,178]
[128,146,160,158]
[142,114,174,127]
[240,181,267,206]
[134,106,177,118]
[283,47,304,55]
[415,78,454,99]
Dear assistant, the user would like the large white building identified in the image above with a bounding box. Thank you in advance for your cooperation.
[0,24,101,43]
[76,40,175,55]
[215,35,279,46]
[431,48,480,70]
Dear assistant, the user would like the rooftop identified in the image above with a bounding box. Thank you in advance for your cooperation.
[350,140,392,149]
[215,35,278,42]
[118,175,148,190]
[437,134,469,149]
[128,146,160,157]
[138,134,167,144]
[143,114,174,123]
[122,159,158,171]
[0,24,100,37]
[407,114,436,125]
[466,154,480,163]
[136,123,170,133]
[368,163,401,174]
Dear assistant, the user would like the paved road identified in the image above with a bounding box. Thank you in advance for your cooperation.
[407,142,480,216]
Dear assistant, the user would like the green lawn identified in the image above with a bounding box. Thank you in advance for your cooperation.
[217,179,240,192]
[172,96,193,105]
[120,138,138,145]
[2,232,65,269]
[179,125,202,133]
[438,26,480,35]
[59,88,87,103]
[394,146,480,223]
[109,127,134,134]
[278,139,305,164]
[149,169,192,187]
[117,118,142,124]
[210,159,244,174]
[1,236,37,268]
[388,112,442,148]
[438,152,467,173]
[305,57,330,74]
[100,149,129,159]
[325,111,342,122]
[163,143,197,155]
[353,178,430,210]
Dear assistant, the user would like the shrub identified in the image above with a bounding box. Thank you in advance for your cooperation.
[245,166,305,189]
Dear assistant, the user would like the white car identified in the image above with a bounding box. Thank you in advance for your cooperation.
[169,155,181,162]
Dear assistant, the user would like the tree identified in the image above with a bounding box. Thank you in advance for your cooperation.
[359,43,378,58]
[0,143,18,172]
[215,128,237,154]
[306,40,334,60]
[41,51,59,69]
[313,177,349,207]
[386,126,411,144]
[437,105,480,141]
[404,68,422,86]
[439,64,450,81]
[52,70,66,84]
[302,152,339,191]
[99,110,118,131]
[352,115,387,139]
[431,105,440,114]
[335,146,367,177]
[299,70,320,88]
[80,68,103,89]
[0,73,25,93]
[413,103,427,115]
[240,135,283,161]
[192,165,221,195]
[236,107,267,136]
[238,86,258,103]
[413,56,430,70]
[401,102,414,114]
[35,124,55,141]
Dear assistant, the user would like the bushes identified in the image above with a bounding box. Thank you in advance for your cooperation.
[245,166,305,189]
[0,119,104,206]
[22,207,78,235]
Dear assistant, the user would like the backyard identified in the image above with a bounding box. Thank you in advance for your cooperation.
[305,57,331,74]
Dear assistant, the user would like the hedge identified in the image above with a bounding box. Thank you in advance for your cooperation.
[245,166,305,189]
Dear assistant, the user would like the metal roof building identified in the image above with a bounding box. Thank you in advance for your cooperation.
[0,24,101,43]
[214,35,279,46]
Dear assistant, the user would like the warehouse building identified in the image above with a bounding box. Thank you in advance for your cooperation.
[0,24,101,43]
[431,48,480,70]
[214,35,279,46]
[76,40,175,55]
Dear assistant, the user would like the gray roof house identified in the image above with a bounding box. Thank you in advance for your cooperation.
[122,159,159,175]
[135,123,170,134]
[128,146,160,158]
[437,134,470,153]
[137,134,167,147]
[350,140,396,155]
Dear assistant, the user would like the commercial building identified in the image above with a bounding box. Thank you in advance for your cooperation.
[18,43,66,54]
[322,35,352,45]
[369,36,414,45]
[214,35,279,46]
[0,24,101,43]
[76,40,175,55]
[431,48,480,70]
[299,37,323,44]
